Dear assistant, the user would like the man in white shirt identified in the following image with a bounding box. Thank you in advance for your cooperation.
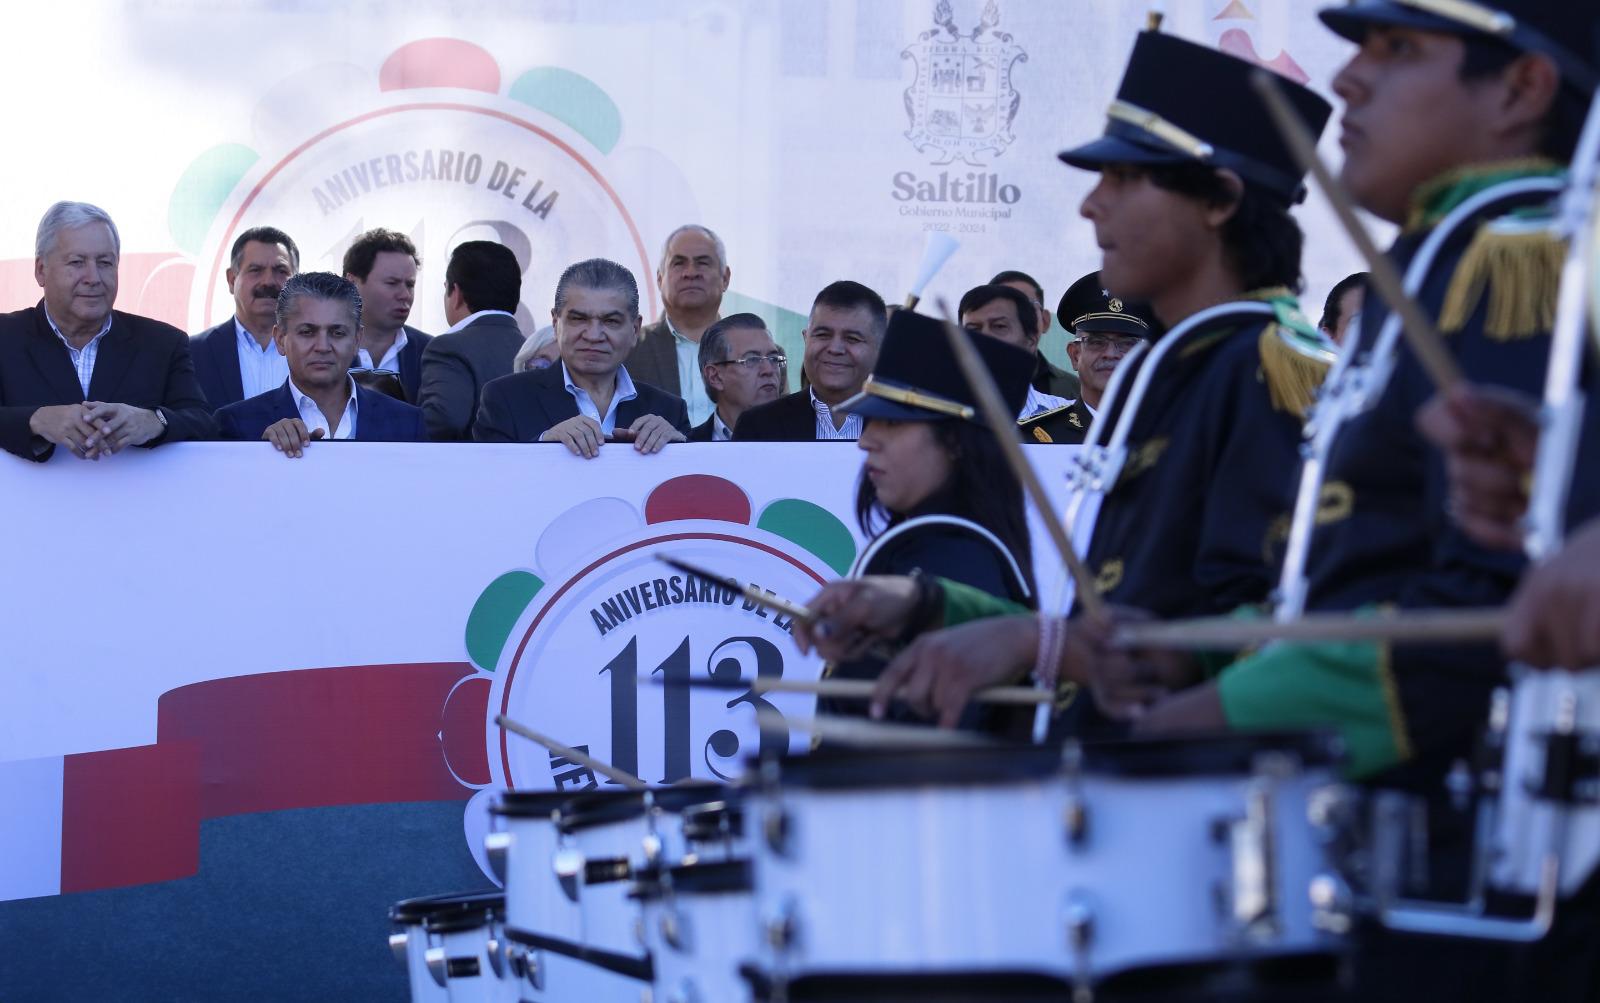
[623,224,729,424]
[689,314,785,441]
[474,258,690,455]
[343,227,432,403]
[733,281,886,442]
[215,272,426,454]
[190,226,299,409]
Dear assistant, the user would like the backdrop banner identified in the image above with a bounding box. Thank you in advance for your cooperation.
[0,0,1369,368]
[0,441,1077,998]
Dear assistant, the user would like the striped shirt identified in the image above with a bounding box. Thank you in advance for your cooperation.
[810,387,862,441]
[43,309,113,396]
[236,319,290,400]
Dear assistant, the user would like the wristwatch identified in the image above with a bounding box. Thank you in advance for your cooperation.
[153,407,169,431]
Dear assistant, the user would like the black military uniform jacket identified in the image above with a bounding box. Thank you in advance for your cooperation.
[1020,399,1092,444]
[1301,175,1564,786]
[1079,302,1313,620]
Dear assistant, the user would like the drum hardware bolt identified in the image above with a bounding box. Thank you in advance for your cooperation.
[506,943,527,979]
[661,907,687,951]
[1065,892,1096,1003]
[765,900,799,951]
[643,831,663,867]
[423,946,449,988]
[667,977,703,1003]
[764,808,792,856]
[1309,873,1353,935]
[486,934,506,979]
[387,932,409,968]
[1063,799,1088,845]
[484,830,512,884]
[524,949,545,990]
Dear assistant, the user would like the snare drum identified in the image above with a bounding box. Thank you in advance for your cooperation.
[749,734,1347,997]
[1492,667,1600,897]
[638,858,759,1003]
[390,891,513,1003]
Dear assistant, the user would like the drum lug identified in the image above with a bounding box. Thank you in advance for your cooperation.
[1309,872,1354,935]
[554,839,585,902]
[424,945,449,988]
[1214,764,1282,941]
[765,897,799,952]
[484,830,512,885]
[1063,891,1096,1003]
[666,977,704,1003]
[387,932,410,968]
[661,904,688,951]
[486,931,506,979]
[1060,741,1089,846]
[764,806,792,857]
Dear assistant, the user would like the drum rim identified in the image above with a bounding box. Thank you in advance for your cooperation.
[1080,730,1345,776]
[491,789,575,817]
[390,889,504,926]
[756,743,1062,789]
[558,789,650,832]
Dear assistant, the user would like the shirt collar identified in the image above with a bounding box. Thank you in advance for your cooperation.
[445,309,516,334]
[807,386,835,416]
[234,316,280,352]
[712,411,733,441]
[359,327,409,370]
[288,375,359,415]
[42,306,112,349]
[560,361,638,401]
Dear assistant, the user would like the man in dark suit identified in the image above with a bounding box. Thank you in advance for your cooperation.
[624,224,728,427]
[0,201,215,461]
[991,269,1081,401]
[733,280,885,442]
[419,240,526,441]
[687,314,785,441]
[476,258,689,456]
[190,226,299,410]
[216,272,426,456]
[343,227,432,403]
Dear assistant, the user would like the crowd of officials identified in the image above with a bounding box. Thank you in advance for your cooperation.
[0,200,1366,464]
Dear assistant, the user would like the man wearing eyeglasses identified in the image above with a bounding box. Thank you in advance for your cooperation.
[1021,271,1156,444]
[688,314,785,442]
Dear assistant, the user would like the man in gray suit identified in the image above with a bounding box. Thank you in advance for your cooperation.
[418,240,526,441]
[623,224,728,426]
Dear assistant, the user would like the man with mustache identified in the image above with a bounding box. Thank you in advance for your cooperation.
[191,226,300,409]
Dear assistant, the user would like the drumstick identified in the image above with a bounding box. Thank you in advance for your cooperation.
[1114,607,1504,650]
[659,554,816,623]
[759,708,995,749]
[1251,70,1461,392]
[645,672,1053,706]
[935,300,1108,618]
[495,714,649,790]
[658,555,897,660]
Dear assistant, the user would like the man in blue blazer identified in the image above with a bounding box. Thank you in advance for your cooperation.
[217,272,426,456]
[476,258,688,456]
[191,226,300,410]
[343,227,432,403]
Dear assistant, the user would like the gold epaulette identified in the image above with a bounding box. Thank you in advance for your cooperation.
[1438,218,1564,340]
[1257,327,1332,419]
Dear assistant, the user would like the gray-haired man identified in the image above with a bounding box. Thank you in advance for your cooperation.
[475,258,689,456]
[624,224,729,425]
[0,200,215,461]
[688,314,784,441]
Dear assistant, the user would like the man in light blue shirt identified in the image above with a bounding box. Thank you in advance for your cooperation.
[623,224,729,425]
[190,227,299,409]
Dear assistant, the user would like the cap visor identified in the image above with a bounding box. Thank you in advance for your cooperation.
[1058,134,1190,171]
[1318,2,1462,44]
[837,392,946,422]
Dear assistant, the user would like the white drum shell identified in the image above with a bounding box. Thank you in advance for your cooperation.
[498,812,578,942]
[751,762,1338,979]
[1492,668,1600,896]
[641,874,759,1003]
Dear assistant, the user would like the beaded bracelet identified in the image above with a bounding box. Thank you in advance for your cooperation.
[1032,613,1068,691]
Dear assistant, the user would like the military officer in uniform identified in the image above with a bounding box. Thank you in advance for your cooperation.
[1020,271,1158,444]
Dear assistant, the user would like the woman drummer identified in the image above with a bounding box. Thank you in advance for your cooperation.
[815,308,1039,736]
[799,27,1336,731]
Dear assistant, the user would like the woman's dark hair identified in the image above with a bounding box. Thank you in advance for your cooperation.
[1458,35,1588,162]
[1143,162,1305,294]
[854,419,1036,604]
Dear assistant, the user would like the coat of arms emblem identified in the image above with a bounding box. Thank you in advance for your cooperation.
[901,0,1027,166]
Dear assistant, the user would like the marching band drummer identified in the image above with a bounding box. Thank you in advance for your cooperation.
[815,308,1039,736]
[798,27,1335,735]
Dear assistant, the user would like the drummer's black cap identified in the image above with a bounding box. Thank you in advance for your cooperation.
[1058,31,1334,204]
[839,310,1032,423]
[1056,272,1159,340]
[1319,1,1600,95]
